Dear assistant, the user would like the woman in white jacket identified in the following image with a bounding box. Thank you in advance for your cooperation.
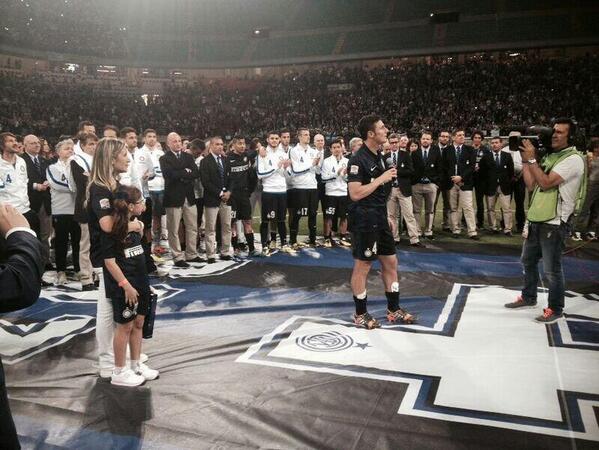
[47,139,79,284]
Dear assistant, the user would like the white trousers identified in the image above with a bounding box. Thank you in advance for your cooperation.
[95,270,115,371]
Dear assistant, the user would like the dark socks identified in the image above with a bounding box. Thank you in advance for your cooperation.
[260,222,269,247]
[277,221,287,246]
[308,214,316,243]
[290,212,300,244]
[353,295,367,315]
[386,291,400,311]
[245,233,255,252]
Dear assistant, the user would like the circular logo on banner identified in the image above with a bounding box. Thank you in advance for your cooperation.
[296,331,354,352]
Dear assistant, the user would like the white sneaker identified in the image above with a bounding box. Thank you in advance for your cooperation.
[134,362,159,381]
[571,232,582,241]
[99,353,148,378]
[280,244,297,254]
[111,368,145,387]
[587,231,597,241]
[55,271,67,285]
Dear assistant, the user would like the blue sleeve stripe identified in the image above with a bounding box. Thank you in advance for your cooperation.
[291,167,310,175]
[76,154,90,172]
[257,168,275,176]
[47,167,69,188]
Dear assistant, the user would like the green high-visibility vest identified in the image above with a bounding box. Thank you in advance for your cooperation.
[527,147,587,223]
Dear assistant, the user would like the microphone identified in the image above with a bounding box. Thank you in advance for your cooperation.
[385,156,397,184]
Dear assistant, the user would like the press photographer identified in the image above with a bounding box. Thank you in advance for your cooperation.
[505,118,586,323]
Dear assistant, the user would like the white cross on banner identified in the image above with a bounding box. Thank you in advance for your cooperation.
[238,284,599,441]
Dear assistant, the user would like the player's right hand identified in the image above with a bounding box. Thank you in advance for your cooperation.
[379,168,397,183]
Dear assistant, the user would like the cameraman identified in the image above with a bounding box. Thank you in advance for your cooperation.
[505,118,585,323]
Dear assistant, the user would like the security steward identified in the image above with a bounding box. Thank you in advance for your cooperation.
[347,115,416,329]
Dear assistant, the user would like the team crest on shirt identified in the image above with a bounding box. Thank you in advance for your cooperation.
[350,165,359,174]
[99,198,110,209]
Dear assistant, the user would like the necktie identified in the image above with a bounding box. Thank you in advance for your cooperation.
[495,153,500,168]
[33,156,41,175]
[217,156,224,182]
[423,149,428,163]
[456,146,461,159]
[392,152,397,166]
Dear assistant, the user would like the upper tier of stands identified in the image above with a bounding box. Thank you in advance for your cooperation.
[1,0,597,65]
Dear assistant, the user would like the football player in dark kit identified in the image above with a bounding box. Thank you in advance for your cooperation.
[347,116,416,329]
[228,136,259,256]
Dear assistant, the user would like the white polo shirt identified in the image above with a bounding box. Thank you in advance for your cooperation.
[0,156,30,213]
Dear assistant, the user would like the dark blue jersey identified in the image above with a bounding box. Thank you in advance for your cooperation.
[347,145,391,231]
[102,230,150,302]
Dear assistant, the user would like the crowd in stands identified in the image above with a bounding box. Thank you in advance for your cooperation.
[1,55,598,142]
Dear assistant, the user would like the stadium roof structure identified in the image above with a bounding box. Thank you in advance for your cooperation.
[1,0,598,67]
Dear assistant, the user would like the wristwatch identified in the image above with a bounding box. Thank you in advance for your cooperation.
[526,158,537,165]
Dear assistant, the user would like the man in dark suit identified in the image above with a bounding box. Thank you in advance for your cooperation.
[386,134,423,247]
[480,137,515,235]
[20,134,52,270]
[443,129,479,239]
[411,130,443,239]
[160,132,201,267]
[436,129,452,231]
[472,130,491,229]
[199,136,233,263]
[0,203,42,450]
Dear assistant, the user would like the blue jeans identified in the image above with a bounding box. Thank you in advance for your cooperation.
[521,222,568,313]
